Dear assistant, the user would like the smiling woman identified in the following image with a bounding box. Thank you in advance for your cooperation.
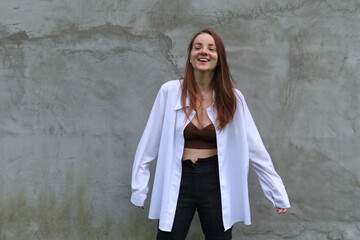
[131,29,290,240]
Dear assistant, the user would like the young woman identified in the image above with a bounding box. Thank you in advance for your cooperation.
[131,29,290,240]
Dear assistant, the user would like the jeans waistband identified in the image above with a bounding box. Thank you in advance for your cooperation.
[182,155,218,173]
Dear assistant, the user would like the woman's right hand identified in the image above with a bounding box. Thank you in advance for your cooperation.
[275,207,287,214]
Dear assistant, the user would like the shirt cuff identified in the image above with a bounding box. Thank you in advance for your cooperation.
[130,193,146,207]
[273,197,291,208]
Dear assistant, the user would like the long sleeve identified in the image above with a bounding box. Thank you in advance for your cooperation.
[243,97,290,208]
[130,86,166,207]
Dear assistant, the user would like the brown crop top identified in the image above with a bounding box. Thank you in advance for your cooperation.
[183,122,217,149]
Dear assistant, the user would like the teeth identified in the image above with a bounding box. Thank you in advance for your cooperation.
[199,58,209,62]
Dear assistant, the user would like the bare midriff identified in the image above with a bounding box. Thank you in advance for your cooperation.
[182,148,218,163]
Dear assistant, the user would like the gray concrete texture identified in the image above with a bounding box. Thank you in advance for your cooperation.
[0,0,359,239]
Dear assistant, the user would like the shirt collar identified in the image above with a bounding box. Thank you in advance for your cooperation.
[174,95,189,110]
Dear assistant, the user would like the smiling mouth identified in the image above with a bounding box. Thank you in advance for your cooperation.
[198,58,210,62]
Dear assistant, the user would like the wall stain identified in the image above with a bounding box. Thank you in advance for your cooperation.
[0,172,163,239]
[0,44,26,111]
[0,31,29,45]
[284,30,306,111]
[0,186,113,240]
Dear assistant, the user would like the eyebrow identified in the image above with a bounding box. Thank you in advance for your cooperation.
[193,42,216,47]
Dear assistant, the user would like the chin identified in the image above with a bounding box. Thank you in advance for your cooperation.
[197,68,215,72]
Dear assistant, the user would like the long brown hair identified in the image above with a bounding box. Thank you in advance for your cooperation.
[181,29,237,129]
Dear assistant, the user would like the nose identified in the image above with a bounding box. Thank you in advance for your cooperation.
[200,48,208,55]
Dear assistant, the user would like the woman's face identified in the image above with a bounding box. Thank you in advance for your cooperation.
[189,33,218,74]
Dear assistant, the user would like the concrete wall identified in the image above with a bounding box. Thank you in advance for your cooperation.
[0,0,359,239]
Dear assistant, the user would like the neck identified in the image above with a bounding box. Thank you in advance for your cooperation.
[194,70,214,93]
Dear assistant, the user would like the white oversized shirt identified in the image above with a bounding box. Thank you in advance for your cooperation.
[131,80,290,232]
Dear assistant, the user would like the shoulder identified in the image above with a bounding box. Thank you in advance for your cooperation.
[159,79,182,93]
[234,88,245,102]
[233,88,248,118]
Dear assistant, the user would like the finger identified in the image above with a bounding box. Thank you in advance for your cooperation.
[279,208,287,214]
[276,208,287,214]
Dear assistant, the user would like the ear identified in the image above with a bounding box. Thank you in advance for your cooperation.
[189,57,194,66]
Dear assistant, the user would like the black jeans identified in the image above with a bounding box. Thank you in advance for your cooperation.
[157,155,232,240]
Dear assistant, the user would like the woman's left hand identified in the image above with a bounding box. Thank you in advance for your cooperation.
[276,207,287,214]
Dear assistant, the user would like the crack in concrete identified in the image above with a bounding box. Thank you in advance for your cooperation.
[15,22,176,75]
[157,32,182,77]
[247,1,308,18]
[321,0,360,13]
